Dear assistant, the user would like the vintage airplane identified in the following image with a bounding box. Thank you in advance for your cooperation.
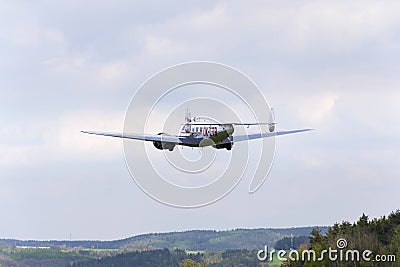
[81,110,312,151]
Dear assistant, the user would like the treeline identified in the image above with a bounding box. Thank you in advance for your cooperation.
[122,228,316,250]
[286,210,400,267]
[0,239,118,250]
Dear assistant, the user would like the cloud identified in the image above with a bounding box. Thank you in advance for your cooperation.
[0,109,124,167]
[280,2,400,50]
[143,35,191,61]
[0,2,65,47]
[292,92,339,125]
[186,1,229,30]
[43,56,137,87]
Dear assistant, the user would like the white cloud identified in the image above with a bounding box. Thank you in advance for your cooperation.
[283,2,400,50]
[143,35,190,60]
[43,56,137,87]
[98,61,133,82]
[231,1,400,52]
[0,110,124,167]
[0,2,65,47]
[293,92,339,125]
[53,109,124,159]
[186,2,229,30]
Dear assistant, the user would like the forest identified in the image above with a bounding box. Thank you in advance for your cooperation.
[0,227,315,267]
[0,227,318,250]
[285,210,400,267]
[70,249,263,267]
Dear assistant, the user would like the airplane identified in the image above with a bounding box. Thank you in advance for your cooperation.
[81,109,312,151]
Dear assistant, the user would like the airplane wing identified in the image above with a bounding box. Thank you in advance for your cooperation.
[233,129,313,142]
[231,122,275,126]
[81,131,183,144]
[180,122,274,126]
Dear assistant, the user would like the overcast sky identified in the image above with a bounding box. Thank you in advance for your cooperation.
[1,1,400,240]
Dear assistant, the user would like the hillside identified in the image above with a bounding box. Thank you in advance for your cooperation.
[0,227,325,250]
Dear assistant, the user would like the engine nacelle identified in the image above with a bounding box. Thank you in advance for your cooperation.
[153,141,175,151]
[269,124,275,132]
[153,133,175,151]
[214,142,233,151]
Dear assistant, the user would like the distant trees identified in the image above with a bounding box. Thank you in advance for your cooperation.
[71,248,179,267]
[180,259,202,267]
[0,228,321,251]
[68,248,262,267]
[275,236,310,250]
